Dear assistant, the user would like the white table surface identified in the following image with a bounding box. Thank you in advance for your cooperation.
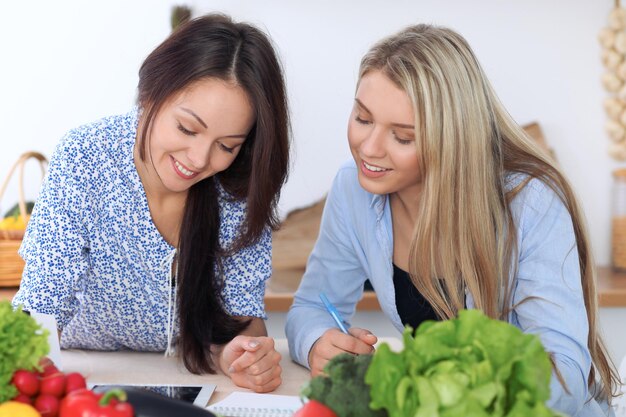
[61,337,403,405]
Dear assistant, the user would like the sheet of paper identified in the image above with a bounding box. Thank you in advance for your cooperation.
[207,391,302,417]
[30,311,63,369]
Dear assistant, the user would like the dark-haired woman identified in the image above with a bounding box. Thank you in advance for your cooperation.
[12,14,290,393]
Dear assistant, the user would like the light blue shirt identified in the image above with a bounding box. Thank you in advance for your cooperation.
[286,161,612,417]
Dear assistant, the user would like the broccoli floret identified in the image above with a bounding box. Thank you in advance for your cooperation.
[302,353,387,417]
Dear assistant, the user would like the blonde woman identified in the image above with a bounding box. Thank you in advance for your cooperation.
[286,24,619,415]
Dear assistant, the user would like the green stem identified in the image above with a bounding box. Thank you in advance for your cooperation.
[99,389,128,406]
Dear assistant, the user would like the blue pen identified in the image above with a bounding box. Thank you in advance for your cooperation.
[319,292,349,334]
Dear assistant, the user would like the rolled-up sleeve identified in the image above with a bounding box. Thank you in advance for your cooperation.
[512,179,592,416]
[285,168,367,368]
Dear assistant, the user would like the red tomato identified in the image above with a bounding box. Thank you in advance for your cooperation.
[12,369,40,397]
[13,393,33,404]
[40,372,66,398]
[293,400,338,417]
[64,372,87,394]
[34,393,60,417]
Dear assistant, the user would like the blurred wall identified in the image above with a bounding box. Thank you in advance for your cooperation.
[0,0,619,264]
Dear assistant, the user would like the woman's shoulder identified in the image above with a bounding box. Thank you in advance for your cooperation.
[506,172,570,227]
[56,109,138,162]
[46,109,139,203]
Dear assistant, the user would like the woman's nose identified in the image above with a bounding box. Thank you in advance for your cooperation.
[360,126,386,158]
[186,141,212,171]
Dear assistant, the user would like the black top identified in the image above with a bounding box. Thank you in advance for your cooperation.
[393,263,440,330]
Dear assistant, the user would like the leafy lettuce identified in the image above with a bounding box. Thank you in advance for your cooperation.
[365,309,564,417]
[0,301,49,402]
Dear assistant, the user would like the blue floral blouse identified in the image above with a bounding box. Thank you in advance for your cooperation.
[12,108,271,352]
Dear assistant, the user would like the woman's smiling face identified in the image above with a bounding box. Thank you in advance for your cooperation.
[348,70,421,197]
[140,77,255,195]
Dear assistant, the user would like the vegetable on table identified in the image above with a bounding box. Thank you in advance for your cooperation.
[0,401,41,417]
[293,399,338,417]
[366,309,565,417]
[12,370,41,397]
[64,373,88,394]
[59,388,134,417]
[34,393,59,417]
[10,356,88,416]
[301,353,387,417]
[0,301,49,403]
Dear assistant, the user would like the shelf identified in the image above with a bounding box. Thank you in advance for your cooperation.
[596,266,626,307]
[265,266,626,311]
[3,266,624,312]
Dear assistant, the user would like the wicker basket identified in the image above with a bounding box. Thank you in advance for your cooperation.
[0,151,48,287]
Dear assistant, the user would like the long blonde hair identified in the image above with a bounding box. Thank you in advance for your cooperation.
[359,23,618,400]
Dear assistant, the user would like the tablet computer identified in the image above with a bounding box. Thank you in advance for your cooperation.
[89,383,216,407]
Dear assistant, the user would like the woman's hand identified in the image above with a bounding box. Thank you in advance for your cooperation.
[308,327,377,377]
[218,335,282,393]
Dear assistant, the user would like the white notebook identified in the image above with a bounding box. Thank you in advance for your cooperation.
[207,391,302,417]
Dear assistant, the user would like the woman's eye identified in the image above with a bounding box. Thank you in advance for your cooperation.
[393,132,414,145]
[355,116,372,125]
[219,143,235,154]
[395,138,413,145]
[177,123,196,136]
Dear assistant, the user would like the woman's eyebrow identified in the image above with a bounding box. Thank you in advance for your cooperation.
[355,98,414,129]
[354,98,372,114]
[391,122,415,129]
[180,107,208,128]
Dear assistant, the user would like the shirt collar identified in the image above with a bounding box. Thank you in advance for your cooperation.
[370,193,387,221]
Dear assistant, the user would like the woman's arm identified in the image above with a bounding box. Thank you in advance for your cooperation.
[511,179,592,416]
[286,165,376,373]
[12,132,90,332]
[215,206,281,392]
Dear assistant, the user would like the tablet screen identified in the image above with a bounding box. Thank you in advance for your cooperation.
[91,384,215,407]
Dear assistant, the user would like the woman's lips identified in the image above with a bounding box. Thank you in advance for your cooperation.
[360,160,390,178]
[170,156,199,180]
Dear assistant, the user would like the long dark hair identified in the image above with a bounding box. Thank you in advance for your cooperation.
[136,14,290,374]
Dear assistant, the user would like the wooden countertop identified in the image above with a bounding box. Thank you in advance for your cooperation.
[264,266,626,311]
[2,266,625,310]
[596,266,626,307]
[264,268,380,312]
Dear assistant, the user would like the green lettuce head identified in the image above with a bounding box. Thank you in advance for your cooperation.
[365,309,564,417]
[0,301,49,402]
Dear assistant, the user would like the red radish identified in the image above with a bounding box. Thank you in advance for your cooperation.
[64,372,87,394]
[13,393,33,404]
[11,369,40,396]
[40,364,60,378]
[39,357,54,368]
[34,393,60,417]
[40,372,66,398]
